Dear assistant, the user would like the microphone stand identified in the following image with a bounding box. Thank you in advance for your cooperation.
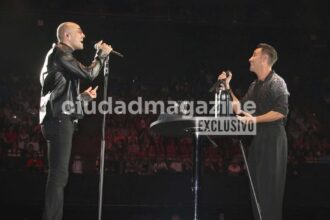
[209,80,226,118]
[211,79,262,220]
[239,139,262,220]
[222,85,263,220]
[98,56,109,220]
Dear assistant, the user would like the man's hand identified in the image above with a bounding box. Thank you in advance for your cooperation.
[218,71,232,88]
[82,86,98,99]
[236,110,256,124]
[95,40,113,57]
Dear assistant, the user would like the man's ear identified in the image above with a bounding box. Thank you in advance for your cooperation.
[65,32,70,39]
[262,54,269,65]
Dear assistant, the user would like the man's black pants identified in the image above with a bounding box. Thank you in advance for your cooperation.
[41,115,74,220]
[248,124,287,220]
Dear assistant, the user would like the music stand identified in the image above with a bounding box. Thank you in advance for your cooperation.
[150,115,202,220]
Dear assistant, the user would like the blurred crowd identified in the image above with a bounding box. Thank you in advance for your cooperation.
[0,68,330,176]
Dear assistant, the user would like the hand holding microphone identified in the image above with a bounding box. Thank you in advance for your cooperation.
[94,40,112,57]
[209,70,232,92]
[218,70,232,88]
[94,40,124,58]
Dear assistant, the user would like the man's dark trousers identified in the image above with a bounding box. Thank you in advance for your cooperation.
[41,115,74,220]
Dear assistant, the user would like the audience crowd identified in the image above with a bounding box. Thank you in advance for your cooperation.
[0,69,329,176]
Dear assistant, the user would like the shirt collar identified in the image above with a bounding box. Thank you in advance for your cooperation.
[258,70,274,84]
[57,42,74,53]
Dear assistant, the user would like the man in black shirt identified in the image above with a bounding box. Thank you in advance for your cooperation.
[218,43,289,220]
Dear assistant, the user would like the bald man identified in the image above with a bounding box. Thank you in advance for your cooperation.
[39,22,112,220]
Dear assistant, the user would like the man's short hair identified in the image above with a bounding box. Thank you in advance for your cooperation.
[56,23,67,42]
[56,22,76,42]
[257,43,278,66]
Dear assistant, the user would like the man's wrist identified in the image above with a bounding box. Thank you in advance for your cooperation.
[95,55,105,65]
[254,116,259,123]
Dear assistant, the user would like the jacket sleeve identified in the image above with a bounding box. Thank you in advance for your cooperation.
[57,49,106,81]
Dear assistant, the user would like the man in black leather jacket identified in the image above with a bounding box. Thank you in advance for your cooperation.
[39,22,112,220]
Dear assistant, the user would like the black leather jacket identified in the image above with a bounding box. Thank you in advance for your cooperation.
[39,43,105,123]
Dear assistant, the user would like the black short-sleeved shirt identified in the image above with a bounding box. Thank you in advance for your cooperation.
[240,70,289,125]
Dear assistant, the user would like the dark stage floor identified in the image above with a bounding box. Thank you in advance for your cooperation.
[3,203,330,220]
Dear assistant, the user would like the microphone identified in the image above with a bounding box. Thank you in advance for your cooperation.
[219,70,231,83]
[94,43,124,58]
[209,70,231,93]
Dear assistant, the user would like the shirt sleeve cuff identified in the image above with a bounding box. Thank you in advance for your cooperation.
[77,93,93,103]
